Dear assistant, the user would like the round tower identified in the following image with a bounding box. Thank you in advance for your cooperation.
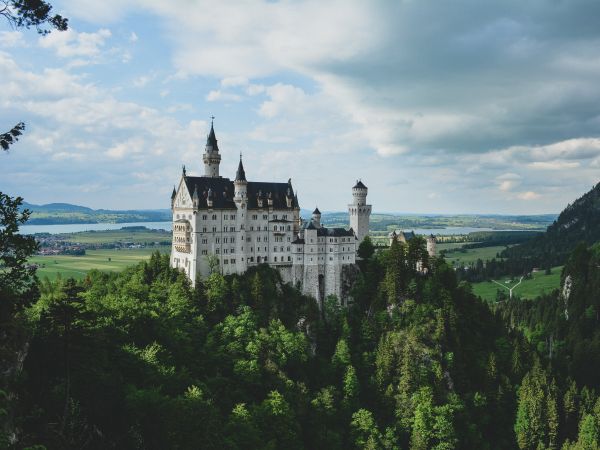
[312,207,321,228]
[348,180,372,245]
[234,155,247,202]
[203,119,221,177]
[427,234,437,257]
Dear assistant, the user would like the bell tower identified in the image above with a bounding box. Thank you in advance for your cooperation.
[348,180,371,245]
[203,117,221,177]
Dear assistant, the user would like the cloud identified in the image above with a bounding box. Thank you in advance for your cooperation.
[205,90,242,102]
[39,28,112,60]
[129,31,138,43]
[221,76,248,87]
[517,191,541,200]
[0,31,26,48]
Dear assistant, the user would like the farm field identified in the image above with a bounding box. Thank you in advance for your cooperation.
[57,229,171,244]
[472,266,563,302]
[442,245,507,267]
[30,247,171,281]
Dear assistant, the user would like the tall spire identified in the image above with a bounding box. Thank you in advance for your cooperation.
[206,116,219,152]
[235,153,246,182]
[203,117,221,177]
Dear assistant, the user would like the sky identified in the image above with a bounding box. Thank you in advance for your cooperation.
[1,0,600,214]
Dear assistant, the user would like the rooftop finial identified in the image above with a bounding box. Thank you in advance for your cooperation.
[240,151,242,161]
[211,115,215,124]
[182,164,186,176]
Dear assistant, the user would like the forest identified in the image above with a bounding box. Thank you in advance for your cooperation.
[2,189,600,449]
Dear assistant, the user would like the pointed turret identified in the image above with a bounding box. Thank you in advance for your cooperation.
[171,185,176,210]
[312,207,321,228]
[235,155,246,182]
[206,121,219,153]
[203,118,221,177]
[192,184,199,209]
[234,154,248,203]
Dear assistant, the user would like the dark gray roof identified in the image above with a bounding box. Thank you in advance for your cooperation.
[206,123,219,152]
[182,176,298,210]
[171,186,176,199]
[292,238,305,244]
[353,180,367,189]
[313,207,321,215]
[235,158,246,182]
[317,227,354,237]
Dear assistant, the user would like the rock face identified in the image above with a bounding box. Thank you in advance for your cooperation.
[561,274,573,320]
[341,263,361,305]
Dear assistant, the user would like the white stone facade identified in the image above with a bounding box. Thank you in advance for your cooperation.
[170,123,371,304]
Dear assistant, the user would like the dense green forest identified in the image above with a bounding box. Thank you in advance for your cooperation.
[2,192,600,449]
[501,182,600,271]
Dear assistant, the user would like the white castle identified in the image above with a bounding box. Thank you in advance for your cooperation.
[170,121,371,303]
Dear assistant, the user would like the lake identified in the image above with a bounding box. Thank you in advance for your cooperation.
[20,222,506,236]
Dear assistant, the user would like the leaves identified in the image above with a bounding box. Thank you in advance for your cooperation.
[0,122,25,151]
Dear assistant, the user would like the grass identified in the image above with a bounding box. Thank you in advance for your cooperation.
[442,245,507,266]
[30,247,170,281]
[59,229,171,244]
[472,266,563,302]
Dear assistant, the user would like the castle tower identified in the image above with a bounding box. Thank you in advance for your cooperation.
[234,155,247,202]
[234,155,248,273]
[427,234,437,257]
[349,180,371,245]
[312,207,321,228]
[202,119,221,177]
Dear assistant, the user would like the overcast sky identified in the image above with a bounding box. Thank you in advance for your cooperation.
[2,0,600,214]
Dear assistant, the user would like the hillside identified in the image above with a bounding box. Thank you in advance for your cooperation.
[21,201,171,224]
[503,182,600,268]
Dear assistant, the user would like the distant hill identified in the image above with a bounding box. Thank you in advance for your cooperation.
[503,182,600,267]
[20,201,171,225]
[22,201,94,213]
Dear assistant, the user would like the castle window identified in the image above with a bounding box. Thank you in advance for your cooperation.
[283,214,287,220]
[224,215,228,220]
[274,257,278,262]
[202,214,207,220]
[224,249,228,254]
[216,249,220,254]
[273,214,277,219]
[202,239,207,244]
[224,237,228,243]
[212,214,217,220]
[202,250,207,255]
[263,215,268,220]
[231,237,235,243]
[288,256,291,261]
[273,246,277,252]
[203,227,207,232]
[212,227,216,232]
[252,215,257,220]
[257,237,261,242]
[330,257,333,261]
[224,259,228,264]
[230,248,234,254]
[216,237,220,243]
[250,226,254,231]
[230,227,235,232]
[330,248,333,252]
[232,215,236,220]
[231,258,236,263]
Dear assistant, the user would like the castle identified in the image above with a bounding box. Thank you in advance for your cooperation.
[170,121,371,303]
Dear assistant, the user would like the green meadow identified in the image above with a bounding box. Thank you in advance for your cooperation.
[471,266,563,302]
[30,247,171,281]
[441,245,507,266]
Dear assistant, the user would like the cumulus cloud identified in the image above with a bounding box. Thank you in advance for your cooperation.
[205,90,242,102]
[39,28,112,59]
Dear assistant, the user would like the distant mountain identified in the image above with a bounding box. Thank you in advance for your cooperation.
[503,182,600,267]
[22,202,94,213]
[20,201,172,225]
